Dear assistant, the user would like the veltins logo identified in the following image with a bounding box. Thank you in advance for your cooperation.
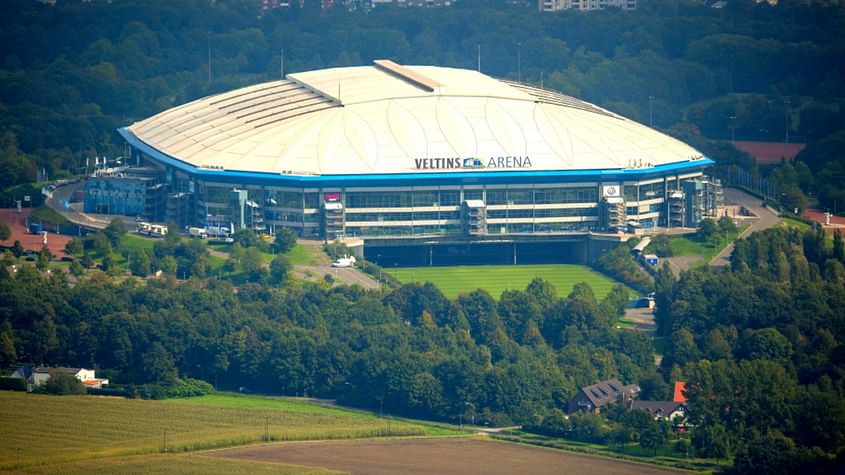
[415,156,531,170]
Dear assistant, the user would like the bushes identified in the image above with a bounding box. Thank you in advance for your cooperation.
[166,378,215,398]
[594,243,653,293]
[0,377,27,392]
[34,373,86,395]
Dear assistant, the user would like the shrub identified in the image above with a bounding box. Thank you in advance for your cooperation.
[34,373,86,395]
[0,377,27,391]
[166,378,215,398]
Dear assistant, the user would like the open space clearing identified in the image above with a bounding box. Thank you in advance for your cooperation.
[209,438,684,475]
[390,264,628,300]
[0,392,430,471]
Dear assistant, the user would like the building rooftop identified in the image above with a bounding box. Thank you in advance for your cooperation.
[123,61,705,178]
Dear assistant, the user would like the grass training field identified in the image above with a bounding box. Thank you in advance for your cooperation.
[0,392,432,471]
[389,264,628,300]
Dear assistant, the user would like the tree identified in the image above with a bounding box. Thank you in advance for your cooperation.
[834,229,844,263]
[36,251,50,272]
[142,342,178,384]
[0,221,10,241]
[68,258,85,277]
[272,228,297,254]
[731,431,798,475]
[0,324,17,367]
[639,420,669,456]
[64,238,83,256]
[718,216,737,235]
[100,252,118,275]
[81,250,93,269]
[269,254,292,285]
[241,247,265,280]
[130,249,151,277]
[37,373,86,395]
[698,218,720,245]
[692,423,731,458]
[103,217,127,247]
[12,240,23,257]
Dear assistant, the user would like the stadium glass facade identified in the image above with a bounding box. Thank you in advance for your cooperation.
[121,135,713,243]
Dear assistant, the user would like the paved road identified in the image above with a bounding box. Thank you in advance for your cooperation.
[710,188,781,267]
[294,264,380,290]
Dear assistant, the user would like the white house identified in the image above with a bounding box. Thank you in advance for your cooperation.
[31,367,109,389]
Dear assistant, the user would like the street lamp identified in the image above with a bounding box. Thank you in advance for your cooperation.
[648,96,655,127]
[784,99,791,143]
[729,115,736,143]
[517,42,522,83]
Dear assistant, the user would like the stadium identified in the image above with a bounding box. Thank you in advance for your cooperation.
[105,60,718,265]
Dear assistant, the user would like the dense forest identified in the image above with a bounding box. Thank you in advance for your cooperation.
[2,225,845,470]
[1,0,845,209]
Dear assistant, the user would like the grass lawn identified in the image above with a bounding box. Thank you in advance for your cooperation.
[666,225,747,261]
[30,204,72,225]
[0,391,438,471]
[390,264,629,300]
[781,217,811,231]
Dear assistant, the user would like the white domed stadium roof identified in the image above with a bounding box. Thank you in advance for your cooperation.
[124,60,704,177]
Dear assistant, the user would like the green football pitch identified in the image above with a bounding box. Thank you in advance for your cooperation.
[389,264,628,300]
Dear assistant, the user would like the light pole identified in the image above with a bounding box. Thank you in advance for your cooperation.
[648,96,655,127]
[517,42,522,83]
[729,115,736,143]
[477,44,481,72]
[207,31,212,83]
[784,99,791,143]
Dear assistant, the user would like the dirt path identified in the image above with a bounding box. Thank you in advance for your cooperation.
[208,438,684,475]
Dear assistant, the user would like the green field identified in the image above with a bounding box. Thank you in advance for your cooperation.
[390,264,628,300]
[0,392,433,471]
[664,225,748,261]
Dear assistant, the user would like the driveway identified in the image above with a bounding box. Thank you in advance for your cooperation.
[294,264,380,290]
[709,188,781,267]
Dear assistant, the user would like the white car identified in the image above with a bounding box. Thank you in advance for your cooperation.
[331,256,356,268]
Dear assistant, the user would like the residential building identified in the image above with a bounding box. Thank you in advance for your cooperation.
[567,378,640,413]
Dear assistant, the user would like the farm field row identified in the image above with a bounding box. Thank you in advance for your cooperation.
[18,454,342,475]
[389,264,629,300]
[0,392,429,471]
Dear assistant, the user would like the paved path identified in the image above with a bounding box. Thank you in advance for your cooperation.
[710,188,781,267]
[623,307,657,335]
[294,263,380,290]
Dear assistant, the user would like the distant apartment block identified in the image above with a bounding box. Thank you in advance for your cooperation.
[261,0,452,14]
[539,0,635,11]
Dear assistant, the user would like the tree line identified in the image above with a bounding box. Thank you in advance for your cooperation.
[0,0,843,193]
[654,225,845,472]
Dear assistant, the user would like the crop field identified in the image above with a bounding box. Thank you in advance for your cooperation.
[18,454,342,475]
[389,264,627,300]
[0,392,427,471]
[210,438,685,475]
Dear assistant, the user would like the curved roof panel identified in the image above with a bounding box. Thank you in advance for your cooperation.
[126,61,705,177]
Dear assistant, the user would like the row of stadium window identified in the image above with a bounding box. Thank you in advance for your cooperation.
[198,185,667,209]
